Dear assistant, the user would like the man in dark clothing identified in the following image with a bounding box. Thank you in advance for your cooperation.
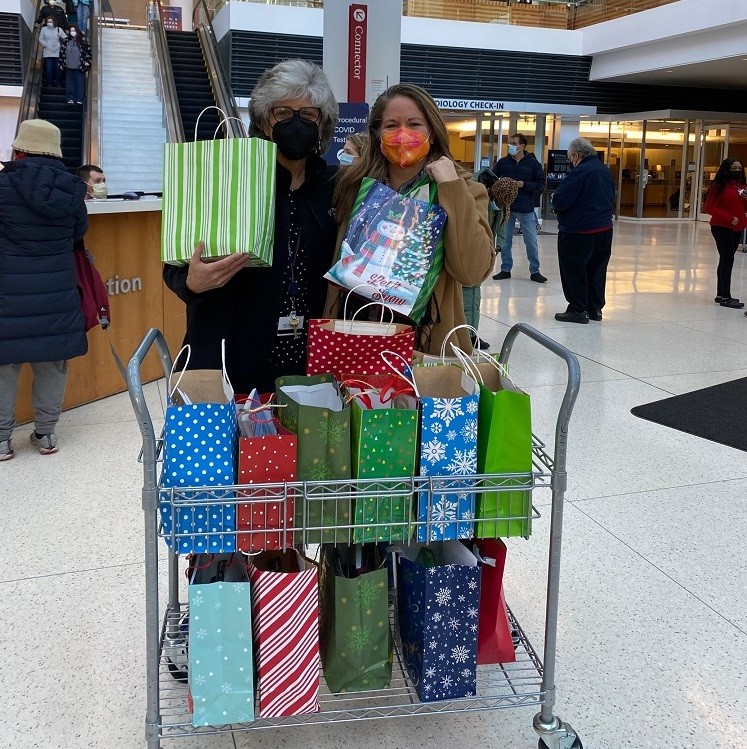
[491,133,547,282]
[0,119,88,460]
[36,0,69,29]
[550,137,615,324]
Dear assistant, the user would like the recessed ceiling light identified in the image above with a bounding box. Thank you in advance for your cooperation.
[666,69,674,73]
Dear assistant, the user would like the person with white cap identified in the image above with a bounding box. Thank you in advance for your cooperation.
[0,119,88,461]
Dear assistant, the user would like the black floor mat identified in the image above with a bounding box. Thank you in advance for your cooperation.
[631,377,747,452]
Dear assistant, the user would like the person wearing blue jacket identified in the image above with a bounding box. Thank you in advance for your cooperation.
[0,119,88,460]
[491,134,547,282]
[550,137,615,324]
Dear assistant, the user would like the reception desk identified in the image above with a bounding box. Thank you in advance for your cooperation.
[15,199,187,425]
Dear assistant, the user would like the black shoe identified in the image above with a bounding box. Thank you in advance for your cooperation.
[530,272,547,283]
[471,337,490,351]
[715,296,729,304]
[555,310,589,324]
[720,298,744,309]
[588,309,602,321]
[492,271,511,280]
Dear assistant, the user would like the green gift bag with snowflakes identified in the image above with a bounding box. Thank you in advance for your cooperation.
[319,545,392,693]
[276,374,351,544]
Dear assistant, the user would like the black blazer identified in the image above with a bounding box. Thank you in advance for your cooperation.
[163,154,338,394]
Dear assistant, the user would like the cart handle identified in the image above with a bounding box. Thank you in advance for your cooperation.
[126,328,174,493]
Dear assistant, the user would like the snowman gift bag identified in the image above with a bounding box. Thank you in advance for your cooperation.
[325,178,447,323]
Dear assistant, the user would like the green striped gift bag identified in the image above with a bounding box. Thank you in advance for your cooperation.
[161,137,277,266]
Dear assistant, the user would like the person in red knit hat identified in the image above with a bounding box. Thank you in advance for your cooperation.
[703,158,747,309]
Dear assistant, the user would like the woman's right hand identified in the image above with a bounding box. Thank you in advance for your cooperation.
[185,241,251,293]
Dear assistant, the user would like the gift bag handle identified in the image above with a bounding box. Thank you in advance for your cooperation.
[471,347,511,380]
[349,301,395,325]
[213,116,249,140]
[168,344,191,399]
[449,343,485,386]
[439,324,479,360]
[193,105,229,142]
[381,350,420,398]
[342,282,385,322]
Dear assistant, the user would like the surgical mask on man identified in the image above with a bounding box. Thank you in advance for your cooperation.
[92,182,108,200]
[507,144,520,156]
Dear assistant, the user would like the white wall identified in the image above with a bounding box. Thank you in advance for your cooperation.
[0,93,21,157]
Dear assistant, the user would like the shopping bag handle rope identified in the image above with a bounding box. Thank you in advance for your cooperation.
[343,282,385,323]
[449,343,484,386]
[193,105,229,142]
[213,116,249,140]
[439,323,479,360]
[380,350,420,398]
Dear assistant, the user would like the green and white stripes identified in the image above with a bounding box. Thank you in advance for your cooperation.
[161,137,277,266]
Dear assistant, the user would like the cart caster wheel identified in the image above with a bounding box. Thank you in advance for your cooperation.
[167,658,188,683]
[538,740,583,749]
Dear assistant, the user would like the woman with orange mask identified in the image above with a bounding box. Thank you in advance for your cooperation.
[327,83,495,354]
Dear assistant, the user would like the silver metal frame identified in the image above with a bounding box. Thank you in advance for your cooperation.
[127,324,583,749]
[14,0,44,150]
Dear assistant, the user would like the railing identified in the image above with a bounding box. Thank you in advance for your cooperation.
[83,11,101,166]
[14,0,44,153]
[210,0,679,30]
[193,0,243,138]
[148,0,184,142]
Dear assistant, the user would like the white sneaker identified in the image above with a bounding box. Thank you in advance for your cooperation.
[30,432,58,455]
[0,439,14,461]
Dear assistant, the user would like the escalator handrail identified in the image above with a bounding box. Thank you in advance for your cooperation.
[82,11,101,166]
[147,0,184,142]
[15,0,45,150]
[192,0,243,139]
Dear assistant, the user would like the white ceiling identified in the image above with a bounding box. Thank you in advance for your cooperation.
[600,57,747,89]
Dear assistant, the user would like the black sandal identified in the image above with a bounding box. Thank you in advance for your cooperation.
[720,298,744,309]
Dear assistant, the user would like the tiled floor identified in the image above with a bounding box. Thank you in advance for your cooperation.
[1,219,746,749]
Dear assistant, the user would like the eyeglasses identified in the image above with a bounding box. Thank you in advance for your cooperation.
[271,107,321,124]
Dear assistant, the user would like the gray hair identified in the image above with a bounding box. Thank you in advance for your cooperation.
[568,137,597,160]
[248,59,338,154]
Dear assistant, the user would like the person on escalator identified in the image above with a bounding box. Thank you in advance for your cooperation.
[36,0,69,30]
[39,17,66,88]
[59,24,91,106]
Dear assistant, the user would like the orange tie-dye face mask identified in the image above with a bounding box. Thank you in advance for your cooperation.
[380,127,431,169]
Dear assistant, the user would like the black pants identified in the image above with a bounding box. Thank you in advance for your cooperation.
[710,225,741,299]
[557,229,613,314]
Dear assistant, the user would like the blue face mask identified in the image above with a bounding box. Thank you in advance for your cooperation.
[338,152,355,166]
[507,144,519,156]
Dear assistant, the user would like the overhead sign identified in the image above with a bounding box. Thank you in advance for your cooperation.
[323,102,369,166]
[434,98,597,115]
[161,7,182,31]
[347,4,368,103]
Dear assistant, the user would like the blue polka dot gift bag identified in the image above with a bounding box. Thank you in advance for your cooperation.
[161,344,237,555]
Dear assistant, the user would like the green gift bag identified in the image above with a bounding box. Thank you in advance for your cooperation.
[276,374,352,544]
[161,136,276,265]
[473,359,533,539]
[346,376,418,543]
[319,545,392,693]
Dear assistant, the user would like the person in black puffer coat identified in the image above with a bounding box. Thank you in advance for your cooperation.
[0,119,88,461]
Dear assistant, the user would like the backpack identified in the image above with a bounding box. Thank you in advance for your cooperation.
[73,240,111,331]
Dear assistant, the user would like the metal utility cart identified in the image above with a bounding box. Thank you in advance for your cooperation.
[127,323,582,749]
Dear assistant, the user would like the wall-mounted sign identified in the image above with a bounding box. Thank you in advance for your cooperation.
[323,101,369,166]
[161,7,182,31]
[434,98,597,115]
[106,275,142,296]
[347,4,367,103]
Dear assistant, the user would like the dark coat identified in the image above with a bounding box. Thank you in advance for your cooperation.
[551,154,615,233]
[0,157,89,365]
[163,154,338,394]
[36,4,69,29]
[492,152,546,213]
[59,35,92,71]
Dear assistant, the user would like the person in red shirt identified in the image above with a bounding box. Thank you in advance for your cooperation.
[704,158,747,309]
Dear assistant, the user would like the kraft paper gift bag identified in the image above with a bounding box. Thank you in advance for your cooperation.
[275,374,351,544]
[161,344,237,554]
[325,177,446,323]
[395,541,480,702]
[470,357,533,539]
[249,550,321,717]
[411,364,479,543]
[345,375,418,544]
[319,544,392,693]
[188,567,254,726]
[161,135,276,265]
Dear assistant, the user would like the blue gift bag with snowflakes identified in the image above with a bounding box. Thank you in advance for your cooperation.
[413,365,479,542]
[161,344,237,554]
[395,541,480,702]
[188,581,254,726]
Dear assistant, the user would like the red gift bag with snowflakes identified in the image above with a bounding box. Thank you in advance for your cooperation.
[237,423,296,553]
[306,317,415,381]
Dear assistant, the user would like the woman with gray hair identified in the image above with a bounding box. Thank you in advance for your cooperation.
[163,59,339,392]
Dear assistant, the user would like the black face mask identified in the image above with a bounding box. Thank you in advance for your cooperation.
[730,171,741,179]
[272,114,320,161]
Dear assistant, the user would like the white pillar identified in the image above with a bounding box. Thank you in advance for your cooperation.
[558,116,581,149]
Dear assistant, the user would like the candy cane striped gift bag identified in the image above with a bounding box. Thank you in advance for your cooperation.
[161,136,277,265]
[249,551,320,717]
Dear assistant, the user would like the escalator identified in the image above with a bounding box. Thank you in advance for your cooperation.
[37,87,84,172]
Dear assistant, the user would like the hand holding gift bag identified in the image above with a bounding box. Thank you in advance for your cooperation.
[162,108,276,266]
[325,178,447,323]
[307,290,415,380]
[161,342,237,554]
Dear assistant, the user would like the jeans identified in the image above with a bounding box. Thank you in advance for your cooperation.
[499,211,540,274]
[710,225,741,298]
[66,68,85,103]
[462,285,481,331]
[557,229,613,314]
[77,1,90,35]
[43,56,59,86]
[0,361,68,441]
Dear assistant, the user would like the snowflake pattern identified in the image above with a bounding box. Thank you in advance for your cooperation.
[461,419,478,443]
[435,588,452,605]
[446,430,457,441]
[448,617,460,631]
[467,606,479,619]
[452,645,470,663]
[347,626,373,654]
[422,439,447,465]
[431,422,443,435]
[432,612,442,622]
[465,400,479,414]
[431,399,464,427]
[446,448,477,476]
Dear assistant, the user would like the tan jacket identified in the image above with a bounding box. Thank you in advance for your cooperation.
[324,171,495,355]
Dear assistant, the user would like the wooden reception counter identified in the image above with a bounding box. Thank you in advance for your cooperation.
[15,199,187,425]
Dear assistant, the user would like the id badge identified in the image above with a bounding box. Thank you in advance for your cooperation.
[277,314,304,336]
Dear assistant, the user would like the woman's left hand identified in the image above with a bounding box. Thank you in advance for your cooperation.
[426,156,459,184]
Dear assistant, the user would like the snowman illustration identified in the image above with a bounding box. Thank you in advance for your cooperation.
[351,218,408,278]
